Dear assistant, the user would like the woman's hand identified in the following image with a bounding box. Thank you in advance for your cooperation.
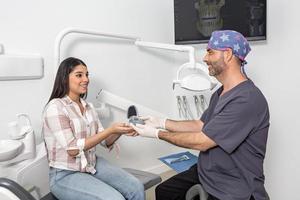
[125,131,138,137]
[109,122,135,134]
[104,123,137,147]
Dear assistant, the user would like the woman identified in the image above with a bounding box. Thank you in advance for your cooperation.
[42,57,144,200]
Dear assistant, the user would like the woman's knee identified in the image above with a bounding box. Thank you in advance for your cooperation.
[125,177,145,199]
[129,176,144,193]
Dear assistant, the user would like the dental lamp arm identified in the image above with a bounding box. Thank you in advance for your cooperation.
[55,27,139,71]
[135,41,196,67]
[55,27,197,72]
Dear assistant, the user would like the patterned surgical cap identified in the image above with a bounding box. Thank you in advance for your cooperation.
[207,30,251,63]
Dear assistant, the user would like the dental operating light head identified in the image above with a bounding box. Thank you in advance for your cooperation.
[173,62,218,92]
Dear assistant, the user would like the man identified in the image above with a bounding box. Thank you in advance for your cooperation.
[132,30,270,200]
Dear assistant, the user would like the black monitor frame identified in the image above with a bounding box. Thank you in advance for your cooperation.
[174,0,267,44]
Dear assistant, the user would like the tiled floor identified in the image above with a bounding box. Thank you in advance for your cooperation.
[146,170,177,200]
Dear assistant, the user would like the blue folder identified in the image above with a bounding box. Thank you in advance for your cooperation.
[159,151,198,173]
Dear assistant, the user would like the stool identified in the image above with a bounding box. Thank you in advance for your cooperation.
[185,184,208,200]
[185,184,270,200]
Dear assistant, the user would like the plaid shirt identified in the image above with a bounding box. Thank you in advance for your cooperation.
[42,96,104,173]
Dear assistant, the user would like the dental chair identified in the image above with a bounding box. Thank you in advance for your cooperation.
[0,168,161,200]
[40,168,162,200]
[0,178,36,200]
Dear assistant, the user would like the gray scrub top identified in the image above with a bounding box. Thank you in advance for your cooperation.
[198,80,270,200]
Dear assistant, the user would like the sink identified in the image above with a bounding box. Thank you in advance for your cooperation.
[0,140,23,162]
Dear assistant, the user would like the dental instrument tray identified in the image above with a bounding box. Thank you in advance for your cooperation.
[159,151,198,173]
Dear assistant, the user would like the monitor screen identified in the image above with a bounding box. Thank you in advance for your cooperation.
[174,0,267,44]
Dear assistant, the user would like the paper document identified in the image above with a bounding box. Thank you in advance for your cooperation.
[159,151,198,173]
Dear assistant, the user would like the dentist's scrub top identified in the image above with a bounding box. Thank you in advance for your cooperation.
[198,80,270,200]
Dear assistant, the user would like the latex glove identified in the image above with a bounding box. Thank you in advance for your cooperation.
[131,124,160,139]
[140,116,166,129]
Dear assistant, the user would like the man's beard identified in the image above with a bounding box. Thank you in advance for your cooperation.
[208,59,226,76]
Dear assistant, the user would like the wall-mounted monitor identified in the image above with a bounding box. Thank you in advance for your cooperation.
[174,0,267,44]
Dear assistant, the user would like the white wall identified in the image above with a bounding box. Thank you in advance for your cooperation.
[0,0,299,199]
[249,1,300,199]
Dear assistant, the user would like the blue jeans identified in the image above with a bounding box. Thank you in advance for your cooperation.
[49,156,145,200]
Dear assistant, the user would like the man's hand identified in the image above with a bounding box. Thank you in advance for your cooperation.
[131,124,160,139]
[140,116,166,129]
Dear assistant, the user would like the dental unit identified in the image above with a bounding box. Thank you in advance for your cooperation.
[0,114,49,199]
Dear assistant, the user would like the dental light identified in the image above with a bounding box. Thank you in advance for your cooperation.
[173,62,217,91]
[134,41,217,91]
[54,27,216,92]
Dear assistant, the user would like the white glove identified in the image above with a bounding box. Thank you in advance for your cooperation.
[140,116,167,129]
[131,124,160,139]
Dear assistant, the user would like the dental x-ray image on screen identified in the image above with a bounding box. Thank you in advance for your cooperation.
[174,0,266,44]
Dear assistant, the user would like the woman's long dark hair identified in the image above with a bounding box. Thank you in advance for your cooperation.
[48,57,87,103]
